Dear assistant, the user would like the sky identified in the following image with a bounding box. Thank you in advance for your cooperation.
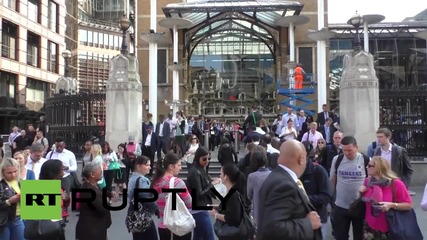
[328,0,426,23]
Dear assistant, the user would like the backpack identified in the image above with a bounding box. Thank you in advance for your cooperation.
[163,177,195,236]
[334,153,370,178]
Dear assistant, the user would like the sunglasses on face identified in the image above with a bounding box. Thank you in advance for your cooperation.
[367,164,375,168]
[318,142,325,144]
[201,157,211,161]
[191,138,197,140]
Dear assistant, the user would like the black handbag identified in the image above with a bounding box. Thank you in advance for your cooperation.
[213,193,256,238]
[125,177,153,233]
[24,220,63,240]
[348,197,365,218]
[386,179,423,240]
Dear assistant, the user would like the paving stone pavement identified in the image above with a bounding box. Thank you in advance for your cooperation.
[65,147,427,240]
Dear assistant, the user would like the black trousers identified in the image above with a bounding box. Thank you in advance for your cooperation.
[143,145,155,175]
[331,206,364,240]
[157,137,169,161]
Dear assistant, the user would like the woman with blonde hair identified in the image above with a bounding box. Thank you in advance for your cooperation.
[359,156,412,239]
[0,158,25,239]
[90,144,105,188]
[13,151,35,180]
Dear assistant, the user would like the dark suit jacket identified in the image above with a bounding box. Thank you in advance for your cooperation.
[142,121,154,142]
[373,145,413,187]
[142,131,158,151]
[155,121,170,139]
[257,166,322,240]
[316,111,335,125]
[75,181,111,240]
[244,111,263,127]
[318,124,337,144]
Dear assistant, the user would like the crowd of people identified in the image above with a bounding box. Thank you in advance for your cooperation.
[0,105,427,240]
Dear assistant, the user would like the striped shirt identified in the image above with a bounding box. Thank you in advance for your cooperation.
[152,175,192,228]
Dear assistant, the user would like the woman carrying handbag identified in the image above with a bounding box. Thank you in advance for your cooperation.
[209,163,255,240]
[358,156,420,240]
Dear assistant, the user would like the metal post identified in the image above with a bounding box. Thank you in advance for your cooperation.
[172,25,179,114]
[204,130,209,149]
[363,22,369,52]
[148,0,158,125]
[317,0,327,112]
[234,130,239,153]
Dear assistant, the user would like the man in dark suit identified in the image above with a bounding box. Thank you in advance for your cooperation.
[316,104,335,126]
[244,106,263,134]
[318,117,337,144]
[142,113,154,142]
[142,124,158,175]
[257,140,322,240]
[373,127,413,187]
[155,114,170,161]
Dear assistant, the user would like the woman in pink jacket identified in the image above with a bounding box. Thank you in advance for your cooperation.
[359,156,412,239]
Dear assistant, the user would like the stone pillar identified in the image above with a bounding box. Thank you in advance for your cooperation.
[106,54,142,149]
[339,50,379,153]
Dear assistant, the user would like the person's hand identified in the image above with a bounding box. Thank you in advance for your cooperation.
[209,208,218,217]
[378,202,394,212]
[307,211,321,230]
[9,194,20,204]
[359,186,367,194]
[212,178,221,185]
[61,191,69,201]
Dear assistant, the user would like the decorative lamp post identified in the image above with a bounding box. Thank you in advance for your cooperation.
[119,15,131,55]
[62,50,71,78]
[347,12,363,51]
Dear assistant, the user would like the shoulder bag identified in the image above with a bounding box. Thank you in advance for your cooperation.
[0,183,10,227]
[163,177,195,236]
[24,219,63,239]
[214,192,256,238]
[386,179,423,240]
[125,176,153,233]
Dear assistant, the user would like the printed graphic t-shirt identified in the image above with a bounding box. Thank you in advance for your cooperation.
[331,153,366,209]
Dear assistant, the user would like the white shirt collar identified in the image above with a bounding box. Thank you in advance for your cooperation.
[381,143,392,152]
[278,164,298,183]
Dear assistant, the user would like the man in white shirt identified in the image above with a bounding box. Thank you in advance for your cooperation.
[45,137,77,193]
[26,143,47,180]
[301,122,323,149]
[281,107,299,132]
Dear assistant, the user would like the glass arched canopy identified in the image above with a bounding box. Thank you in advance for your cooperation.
[162,0,304,116]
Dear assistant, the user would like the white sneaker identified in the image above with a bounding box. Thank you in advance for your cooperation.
[408,190,416,196]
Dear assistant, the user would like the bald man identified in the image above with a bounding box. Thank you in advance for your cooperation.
[256,140,322,240]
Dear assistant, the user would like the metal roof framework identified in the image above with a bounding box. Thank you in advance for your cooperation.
[328,22,427,39]
[162,0,304,60]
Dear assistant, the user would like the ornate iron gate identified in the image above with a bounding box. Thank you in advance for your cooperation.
[44,92,106,157]
[379,89,427,158]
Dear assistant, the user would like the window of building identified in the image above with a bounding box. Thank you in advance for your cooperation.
[2,0,18,11]
[158,49,167,84]
[298,47,313,74]
[0,71,17,101]
[27,32,40,67]
[1,20,18,60]
[48,0,59,32]
[26,78,48,102]
[47,41,58,73]
[79,29,88,45]
[28,0,40,23]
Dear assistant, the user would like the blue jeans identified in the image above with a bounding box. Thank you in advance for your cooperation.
[132,220,158,240]
[0,216,26,240]
[192,211,215,240]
